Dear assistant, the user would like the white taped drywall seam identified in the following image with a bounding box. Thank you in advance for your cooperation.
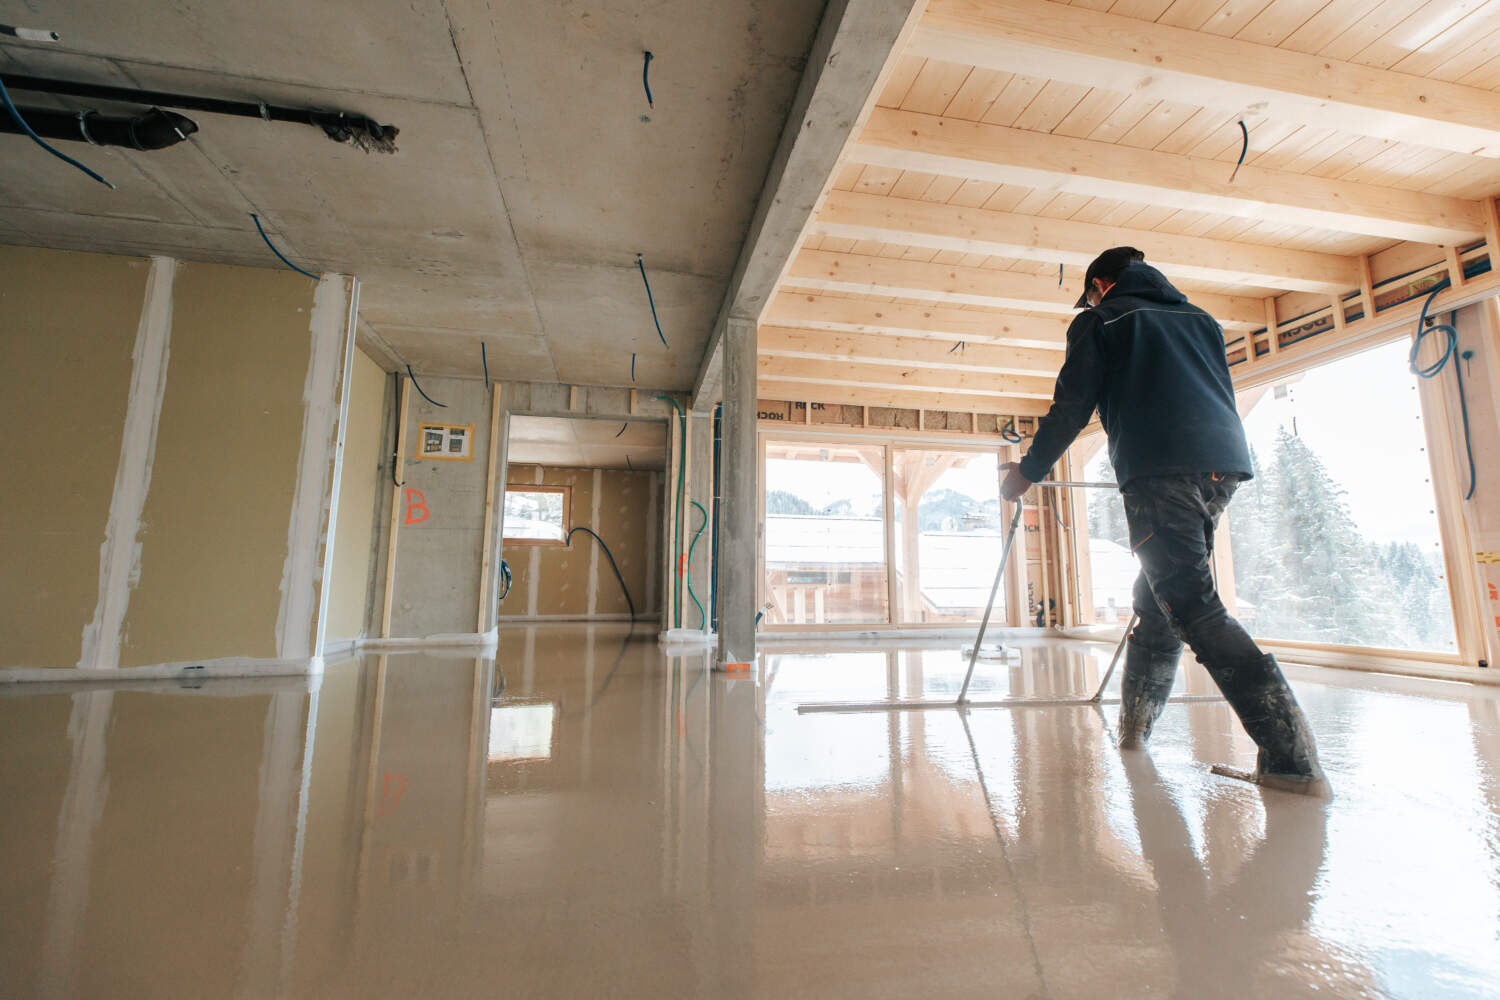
[313,277,360,658]
[277,276,350,659]
[78,257,176,670]
[587,468,602,615]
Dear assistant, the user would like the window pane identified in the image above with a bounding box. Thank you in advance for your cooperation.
[764,442,887,624]
[892,449,1005,623]
[1079,446,1133,626]
[503,489,566,541]
[1228,338,1456,652]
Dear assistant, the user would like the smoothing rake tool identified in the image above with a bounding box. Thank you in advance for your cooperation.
[796,480,1224,715]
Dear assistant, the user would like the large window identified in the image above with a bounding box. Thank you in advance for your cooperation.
[892,449,1004,623]
[1072,338,1458,652]
[764,442,888,624]
[1228,339,1456,652]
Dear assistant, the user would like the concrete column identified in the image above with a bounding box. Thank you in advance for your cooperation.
[716,317,757,669]
[479,384,511,634]
[687,412,715,633]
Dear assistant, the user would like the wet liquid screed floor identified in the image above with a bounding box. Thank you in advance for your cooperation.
[2,626,1499,998]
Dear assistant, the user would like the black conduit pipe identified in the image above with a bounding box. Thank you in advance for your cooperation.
[0,105,197,149]
[0,74,398,152]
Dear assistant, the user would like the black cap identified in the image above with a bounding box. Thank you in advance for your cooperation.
[1075,246,1145,308]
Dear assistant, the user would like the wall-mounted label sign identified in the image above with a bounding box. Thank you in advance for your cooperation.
[415,422,475,462]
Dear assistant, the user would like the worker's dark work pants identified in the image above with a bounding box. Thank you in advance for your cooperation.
[1122,473,1316,774]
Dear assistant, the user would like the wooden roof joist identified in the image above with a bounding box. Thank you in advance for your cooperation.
[812,190,1359,295]
[756,378,1053,417]
[913,0,1500,160]
[786,248,1266,328]
[761,355,1055,398]
[853,108,1485,245]
[765,292,1072,348]
[759,325,1063,376]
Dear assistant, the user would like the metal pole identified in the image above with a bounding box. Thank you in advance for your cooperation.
[958,501,1024,703]
[1088,610,1139,703]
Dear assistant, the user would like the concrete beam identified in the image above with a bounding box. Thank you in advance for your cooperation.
[690,0,927,412]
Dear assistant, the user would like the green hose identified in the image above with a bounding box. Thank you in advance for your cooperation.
[656,395,686,629]
[686,500,708,630]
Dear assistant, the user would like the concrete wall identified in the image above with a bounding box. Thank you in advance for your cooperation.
[503,464,659,620]
[388,377,500,637]
[0,245,354,672]
[325,350,388,642]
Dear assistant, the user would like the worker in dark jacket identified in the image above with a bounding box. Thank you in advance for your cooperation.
[1001,247,1330,797]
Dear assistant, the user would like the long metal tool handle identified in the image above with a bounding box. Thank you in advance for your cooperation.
[1088,610,1139,703]
[958,500,1026,704]
[1030,480,1118,489]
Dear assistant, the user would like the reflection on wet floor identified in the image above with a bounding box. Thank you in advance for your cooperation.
[2,625,1498,998]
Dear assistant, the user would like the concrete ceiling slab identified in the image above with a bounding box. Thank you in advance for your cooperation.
[376,326,558,383]
[0,1,828,391]
[526,258,722,388]
[445,0,820,276]
[3,1,472,105]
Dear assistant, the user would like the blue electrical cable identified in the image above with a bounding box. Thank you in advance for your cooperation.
[481,342,489,390]
[568,527,636,620]
[636,254,669,347]
[251,213,319,280]
[631,352,637,382]
[0,73,115,189]
[405,364,447,408]
[1409,278,1477,500]
[1229,120,1249,183]
[642,51,654,108]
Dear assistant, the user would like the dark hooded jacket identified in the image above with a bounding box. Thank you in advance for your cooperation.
[1018,261,1252,486]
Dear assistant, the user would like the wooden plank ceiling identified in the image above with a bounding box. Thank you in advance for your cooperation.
[758,0,1500,416]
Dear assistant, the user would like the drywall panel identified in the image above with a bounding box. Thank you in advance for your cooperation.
[121,263,317,666]
[388,377,495,637]
[503,464,656,619]
[0,246,147,668]
[325,349,387,641]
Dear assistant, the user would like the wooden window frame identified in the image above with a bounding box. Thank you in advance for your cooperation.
[502,484,572,547]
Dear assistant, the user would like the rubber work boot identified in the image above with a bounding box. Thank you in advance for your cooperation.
[1210,656,1333,799]
[1116,640,1179,750]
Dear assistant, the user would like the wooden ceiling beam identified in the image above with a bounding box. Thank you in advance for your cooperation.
[760,355,1057,398]
[765,291,1073,348]
[786,248,1267,328]
[852,108,1485,244]
[758,324,1063,376]
[813,190,1358,294]
[913,0,1500,159]
[757,378,1053,416]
